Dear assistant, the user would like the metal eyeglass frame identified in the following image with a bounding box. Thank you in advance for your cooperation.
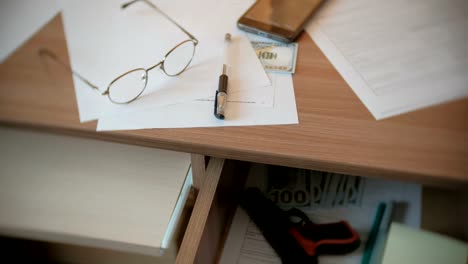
[40,0,199,104]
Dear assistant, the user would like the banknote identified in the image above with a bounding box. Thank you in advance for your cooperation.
[308,171,366,209]
[265,166,311,208]
[263,165,366,209]
[251,41,298,74]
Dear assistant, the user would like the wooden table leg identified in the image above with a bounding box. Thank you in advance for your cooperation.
[191,154,207,190]
[176,158,225,264]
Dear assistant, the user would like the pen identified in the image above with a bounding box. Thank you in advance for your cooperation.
[214,33,231,119]
[361,202,386,264]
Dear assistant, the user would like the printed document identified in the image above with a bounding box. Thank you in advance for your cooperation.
[306,0,468,119]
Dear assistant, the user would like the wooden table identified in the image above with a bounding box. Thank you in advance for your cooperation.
[1,14,467,263]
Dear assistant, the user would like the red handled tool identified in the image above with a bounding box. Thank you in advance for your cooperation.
[240,188,360,264]
[286,207,360,257]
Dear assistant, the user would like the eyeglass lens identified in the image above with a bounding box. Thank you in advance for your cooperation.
[108,69,148,104]
[163,41,196,76]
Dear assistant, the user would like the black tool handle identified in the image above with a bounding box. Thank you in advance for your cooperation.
[240,188,317,264]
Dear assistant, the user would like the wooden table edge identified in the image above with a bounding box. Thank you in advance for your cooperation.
[2,120,466,189]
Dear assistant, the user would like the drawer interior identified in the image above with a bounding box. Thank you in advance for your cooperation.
[202,163,468,263]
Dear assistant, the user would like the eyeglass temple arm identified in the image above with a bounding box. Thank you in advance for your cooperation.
[122,0,199,45]
[38,49,104,95]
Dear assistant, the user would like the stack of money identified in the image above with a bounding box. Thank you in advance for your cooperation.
[261,165,366,209]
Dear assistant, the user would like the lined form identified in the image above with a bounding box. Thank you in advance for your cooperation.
[306,0,468,119]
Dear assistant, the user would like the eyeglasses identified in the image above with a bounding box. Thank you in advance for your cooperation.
[40,0,198,104]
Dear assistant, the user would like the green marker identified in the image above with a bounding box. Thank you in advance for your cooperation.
[362,202,386,264]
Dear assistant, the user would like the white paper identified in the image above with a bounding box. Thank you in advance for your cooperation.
[219,164,422,264]
[305,0,468,119]
[97,73,297,130]
[155,0,254,39]
[0,0,60,62]
[60,0,270,122]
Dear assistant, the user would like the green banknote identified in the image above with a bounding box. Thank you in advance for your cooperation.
[251,41,298,74]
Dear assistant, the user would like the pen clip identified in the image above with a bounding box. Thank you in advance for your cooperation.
[214,90,220,119]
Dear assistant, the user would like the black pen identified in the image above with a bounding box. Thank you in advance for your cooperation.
[214,33,231,119]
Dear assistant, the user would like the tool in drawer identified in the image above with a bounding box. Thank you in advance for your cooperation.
[239,188,360,264]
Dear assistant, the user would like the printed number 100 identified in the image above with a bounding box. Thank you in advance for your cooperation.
[269,189,309,206]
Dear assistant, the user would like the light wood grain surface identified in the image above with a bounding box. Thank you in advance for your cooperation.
[0,14,467,186]
[195,160,250,264]
[0,127,191,256]
[176,158,225,264]
[191,154,207,190]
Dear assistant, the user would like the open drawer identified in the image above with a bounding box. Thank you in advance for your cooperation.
[0,127,239,264]
[193,163,468,264]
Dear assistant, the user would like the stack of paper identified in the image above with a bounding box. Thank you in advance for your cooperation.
[1,0,299,130]
[58,0,298,130]
[61,0,265,121]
